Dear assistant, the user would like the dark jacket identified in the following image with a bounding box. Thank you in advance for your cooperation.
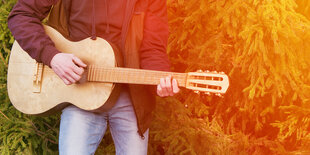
[8,0,170,136]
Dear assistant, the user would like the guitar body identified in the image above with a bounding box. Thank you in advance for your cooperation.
[7,26,120,115]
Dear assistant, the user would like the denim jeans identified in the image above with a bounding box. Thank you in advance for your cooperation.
[58,90,149,155]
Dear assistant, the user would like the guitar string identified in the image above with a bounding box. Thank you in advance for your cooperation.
[29,65,224,89]
[88,68,187,86]
[28,66,187,86]
[88,67,187,83]
[24,66,225,91]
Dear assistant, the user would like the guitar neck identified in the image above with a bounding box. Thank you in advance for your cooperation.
[86,65,187,87]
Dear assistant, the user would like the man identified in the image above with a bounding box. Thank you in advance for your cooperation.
[8,0,179,154]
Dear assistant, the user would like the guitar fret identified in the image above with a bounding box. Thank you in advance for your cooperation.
[101,70,107,81]
[97,68,100,81]
[87,65,90,81]
[92,66,95,81]
[107,69,111,82]
[90,65,93,81]
[93,66,97,81]
[142,71,146,84]
[111,69,114,82]
[99,68,103,82]
[96,67,100,82]
[87,66,187,87]
[92,66,96,81]
[89,65,93,81]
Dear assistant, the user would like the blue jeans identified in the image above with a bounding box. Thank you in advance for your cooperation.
[58,90,149,155]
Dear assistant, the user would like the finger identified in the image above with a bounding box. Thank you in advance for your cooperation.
[61,66,78,83]
[53,66,71,85]
[72,65,84,76]
[64,63,82,82]
[157,84,163,97]
[165,76,173,96]
[62,78,70,85]
[172,79,180,94]
[72,56,87,68]
[63,72,76,84]
[160,78,168,96]
[59,69,73,85]
[67,71,81,82]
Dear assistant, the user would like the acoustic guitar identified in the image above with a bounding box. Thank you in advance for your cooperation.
[7,25,229,115]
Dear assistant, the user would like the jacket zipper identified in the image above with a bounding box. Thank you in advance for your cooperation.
[121,0,137,56]
[91,0,96,40]
[122,0,145,139]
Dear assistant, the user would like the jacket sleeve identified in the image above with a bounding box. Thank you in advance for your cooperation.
[139,0,170,72]
[8,0,60,67]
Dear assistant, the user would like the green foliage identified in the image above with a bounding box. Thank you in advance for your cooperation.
[0,1,59,154]
[1,0,310,154]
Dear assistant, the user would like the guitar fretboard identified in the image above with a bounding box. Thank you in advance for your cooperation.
[87,65,187,87]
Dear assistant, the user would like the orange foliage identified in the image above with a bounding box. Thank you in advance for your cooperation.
[150,0,310,154]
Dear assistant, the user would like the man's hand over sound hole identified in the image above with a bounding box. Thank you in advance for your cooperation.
[50,53,87,85]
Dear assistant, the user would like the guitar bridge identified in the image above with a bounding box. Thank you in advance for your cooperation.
[33,62,44,93]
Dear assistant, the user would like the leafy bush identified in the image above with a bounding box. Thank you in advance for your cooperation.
[1,0,310,154]
[0,1,59,154]
[149,0,310,154]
